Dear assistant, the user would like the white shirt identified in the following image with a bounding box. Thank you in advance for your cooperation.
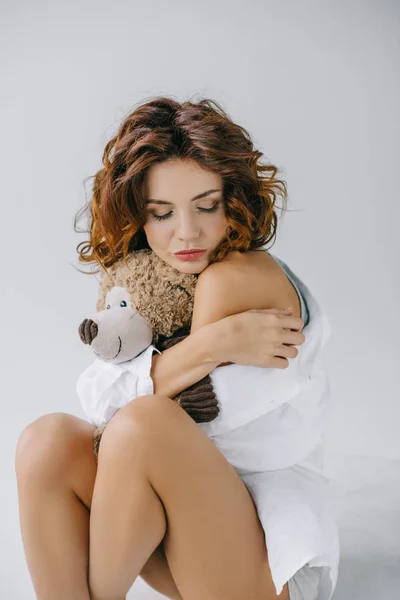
[77,343,159,427]
[76,255,340,598]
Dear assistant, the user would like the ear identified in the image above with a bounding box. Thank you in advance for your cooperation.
[96,269,114,312]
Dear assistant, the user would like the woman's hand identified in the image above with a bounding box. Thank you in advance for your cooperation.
[149,307,304,400]
[211,307,305,369]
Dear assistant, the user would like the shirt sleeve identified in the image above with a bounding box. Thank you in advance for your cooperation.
[76,344,161,428]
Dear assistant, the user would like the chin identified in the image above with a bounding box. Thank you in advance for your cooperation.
[174,262,207,275]
[172,256,209,274]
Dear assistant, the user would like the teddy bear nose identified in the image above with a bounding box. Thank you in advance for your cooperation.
[78,318,98,345]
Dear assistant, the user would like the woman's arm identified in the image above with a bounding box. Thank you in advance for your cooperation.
[150,253,304,399]
[149,257,247,399]
[190,252,285,333]
[149,321,226,399]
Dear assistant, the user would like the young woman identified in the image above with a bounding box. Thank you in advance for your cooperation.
[15,96,338,600]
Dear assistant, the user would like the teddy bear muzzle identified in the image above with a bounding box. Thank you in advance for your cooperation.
[78,318,99,345]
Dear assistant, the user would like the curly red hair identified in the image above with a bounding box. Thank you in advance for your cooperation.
[74,95,289,274]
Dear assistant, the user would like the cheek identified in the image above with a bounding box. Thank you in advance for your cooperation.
[143,221,172,248]
[211,213,229,238]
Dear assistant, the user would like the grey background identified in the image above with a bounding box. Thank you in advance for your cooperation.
[1,0,399,598]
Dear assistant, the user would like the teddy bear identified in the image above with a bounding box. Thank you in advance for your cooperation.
[78,248,220,461]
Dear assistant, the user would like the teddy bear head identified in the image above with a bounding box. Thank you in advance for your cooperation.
[78,249,198,364]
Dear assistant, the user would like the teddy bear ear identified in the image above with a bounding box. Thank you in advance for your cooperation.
[96,288,106,312]
[95,269,114,312]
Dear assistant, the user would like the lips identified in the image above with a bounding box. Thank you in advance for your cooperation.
[174,249,206,255]
[174,249,206,262]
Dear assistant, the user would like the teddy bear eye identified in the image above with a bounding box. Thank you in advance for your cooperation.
[106,304,111,309]
[120,300,127,307]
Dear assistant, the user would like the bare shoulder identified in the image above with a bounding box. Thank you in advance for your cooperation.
[191,249,302,332]
[238,250,302,320]
[202,249,298,297]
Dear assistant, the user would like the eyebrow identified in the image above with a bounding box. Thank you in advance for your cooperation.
[146,188,222,205]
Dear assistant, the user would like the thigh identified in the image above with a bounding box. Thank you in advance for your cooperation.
[139,540,182,600]
[15,412,174,588]
[106,395,290,600]
[163,453,290,600]
[15,412,98,510]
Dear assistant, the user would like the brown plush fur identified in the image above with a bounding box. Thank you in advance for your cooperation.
[96,249,198,344]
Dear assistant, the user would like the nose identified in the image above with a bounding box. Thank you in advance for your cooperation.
[79,318,98,345]
[177,212,200,241]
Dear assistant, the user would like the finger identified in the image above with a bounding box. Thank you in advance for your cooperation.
[274,344,299,359]
[270,356,290,369]
[248,310,304,331]
[280,315,304,331]
[249,307,293,314]
[281,330,306,345]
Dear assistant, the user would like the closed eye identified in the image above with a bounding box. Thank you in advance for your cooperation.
[150,202,221,221]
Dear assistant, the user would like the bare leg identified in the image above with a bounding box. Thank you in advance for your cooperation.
[89,395,289,600]
[89,424,167,600]
[15,412,182,600]
[139,541,183,600]
[15,413,97,600]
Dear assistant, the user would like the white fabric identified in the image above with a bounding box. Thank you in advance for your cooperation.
[76,344,161,427]
[287,561,333,600]
[76,254,340,599]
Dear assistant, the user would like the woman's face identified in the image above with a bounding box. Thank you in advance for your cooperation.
[143,159,228,274]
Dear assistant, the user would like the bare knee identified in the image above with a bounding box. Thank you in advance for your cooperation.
[15,413,95,481]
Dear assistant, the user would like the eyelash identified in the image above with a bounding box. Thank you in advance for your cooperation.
[150,202,220,222]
